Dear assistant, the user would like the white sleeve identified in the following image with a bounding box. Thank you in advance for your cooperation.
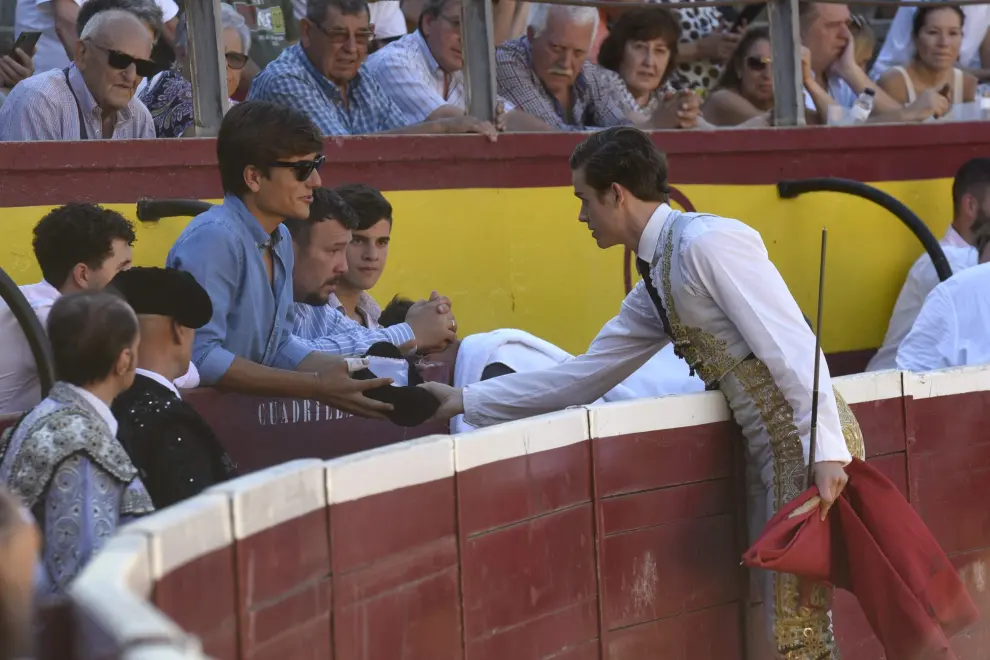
[154,0,179,22]
[369,1,407,39]
[683,227,852,465]
[895,287,958,373]
[463,282,668,427]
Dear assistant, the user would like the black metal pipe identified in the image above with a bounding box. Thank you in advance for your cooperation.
[0,268,55,398]
[137,198,213,222]
[777,177,953,282]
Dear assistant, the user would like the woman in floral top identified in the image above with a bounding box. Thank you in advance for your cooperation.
[139,4,251,138]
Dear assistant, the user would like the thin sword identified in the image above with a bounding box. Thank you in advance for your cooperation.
[807,227,827,489]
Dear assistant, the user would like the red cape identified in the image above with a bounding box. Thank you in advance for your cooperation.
[743,458,978,660]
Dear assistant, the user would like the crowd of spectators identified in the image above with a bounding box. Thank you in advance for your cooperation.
[3,0,990,139]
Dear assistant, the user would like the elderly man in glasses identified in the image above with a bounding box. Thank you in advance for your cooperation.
[249,0,496,138]
[0,8,157,141]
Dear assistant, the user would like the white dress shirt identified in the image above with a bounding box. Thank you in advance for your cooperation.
[867,244,978,372]
[135,368,182,398]
[65,382,119,436]
[943,225,970,249]
[896,261,990,372]
[463,204,852,465]
[871,4,990,80]
[0,280,60,415]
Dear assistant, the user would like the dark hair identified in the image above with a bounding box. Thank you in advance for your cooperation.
[216,101,324,197]
[418,0,457,33]
[952,158,990,213]
[912,4,964,37]
[47,290,138,387]
[379,295,415,327]
[334,183,393,230]
[306,0,370,23]
[285,187,359,248]
[597,7,680,88]
[77,0,164,40]
[569,127,669,201]
[714,26,770,92]
[33,203,136,290]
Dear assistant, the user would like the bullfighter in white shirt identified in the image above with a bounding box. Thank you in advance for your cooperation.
[423,126,864,660]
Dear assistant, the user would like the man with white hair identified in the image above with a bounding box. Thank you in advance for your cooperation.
[0,8,157,140]
[497,4,698,130]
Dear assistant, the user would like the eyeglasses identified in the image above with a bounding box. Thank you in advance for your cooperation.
[309,20,376,46]
[745,56,771,72]
[85,41,161,78]
[269,154,326,182]
[438,14,462,30]
[225,52,249,70]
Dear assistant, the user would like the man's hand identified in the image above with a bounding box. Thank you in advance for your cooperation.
[406,292,456,354]
[0,48,34,88]
[313,359,395,419]
[813,461,849,521]
[418,381,465,420]
[443,115,498,142]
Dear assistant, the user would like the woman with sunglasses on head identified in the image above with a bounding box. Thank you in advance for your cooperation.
[139,4,252,137]
[702,27,776,126]
[876,5,976,113]
[595,7,701,129]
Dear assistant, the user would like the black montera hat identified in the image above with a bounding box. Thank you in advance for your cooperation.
[110,267,212,329]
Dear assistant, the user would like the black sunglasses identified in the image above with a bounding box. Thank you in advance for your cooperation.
[745,56,771,72]
[269,154,325,181]
[87,41,161,78]
[225,51,249,70]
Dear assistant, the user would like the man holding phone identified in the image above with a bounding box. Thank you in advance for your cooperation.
[0,33,38,104]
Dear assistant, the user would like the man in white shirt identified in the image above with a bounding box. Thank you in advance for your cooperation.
[0,9,157,140]
[422,126,862,660]
[0,203,135,415]
[800,2,949,123]
[867,158,990,371]
[897,216,990,373]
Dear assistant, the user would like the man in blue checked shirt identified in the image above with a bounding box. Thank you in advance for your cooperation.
[247,0,498,138]
[166,101,393,419]
[290,184,456,356]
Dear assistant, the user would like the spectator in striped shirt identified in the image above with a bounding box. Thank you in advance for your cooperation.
[365,0,549,130]
[0,9,157,141]
[292,184,457,355]
[248,0,496,138]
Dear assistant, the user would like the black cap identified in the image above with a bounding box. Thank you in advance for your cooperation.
[110,267,212,329]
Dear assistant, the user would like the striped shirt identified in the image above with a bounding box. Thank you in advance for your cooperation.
[495,36,630,131]
[293,293,415,355]
[247,44,411,136]
[0,65,155,141]
[365,31,465,124]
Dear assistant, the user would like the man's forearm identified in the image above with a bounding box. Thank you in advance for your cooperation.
[54,0,81,59]
[215,355,317,399]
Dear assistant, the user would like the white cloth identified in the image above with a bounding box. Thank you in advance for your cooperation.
[896,261,990,372]
[891,66,964,104]
[0,280,60,415]
[450,328,704,434]
[867,244,978,372]
[156,0,179,22]
[462,204,853,466]
[172,362,200,389]
[15,0,85,74]
[872,4,990,80]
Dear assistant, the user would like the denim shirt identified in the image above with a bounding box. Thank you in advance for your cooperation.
[166,195,313,385]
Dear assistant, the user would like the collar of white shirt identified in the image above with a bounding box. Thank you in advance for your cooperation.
[636,203,673,264]
[135,368,182,399]
[943,225,970,249]
[21,280,61,311]
[65,383,118,436]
